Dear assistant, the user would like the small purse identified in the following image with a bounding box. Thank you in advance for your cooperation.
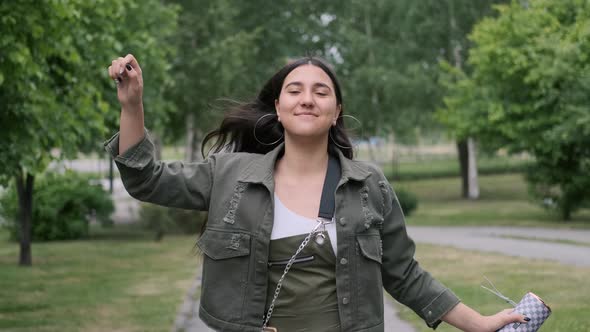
[481,277,551,332]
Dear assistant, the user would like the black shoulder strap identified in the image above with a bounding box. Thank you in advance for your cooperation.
[318,155,341,219]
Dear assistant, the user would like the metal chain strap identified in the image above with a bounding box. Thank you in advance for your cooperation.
[261,218,331,330]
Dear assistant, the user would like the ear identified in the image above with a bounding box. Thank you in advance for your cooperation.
[333,104,342,125]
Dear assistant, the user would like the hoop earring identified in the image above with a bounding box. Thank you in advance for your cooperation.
[329,115,362,150]
[253,113,284,146]
[329,126,353,150]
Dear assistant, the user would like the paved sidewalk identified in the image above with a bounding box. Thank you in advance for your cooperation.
[406,226,590,267]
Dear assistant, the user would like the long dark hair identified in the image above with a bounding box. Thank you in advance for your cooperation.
[201,56,354,159]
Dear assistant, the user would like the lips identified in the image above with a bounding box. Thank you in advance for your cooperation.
[295,112,318,116]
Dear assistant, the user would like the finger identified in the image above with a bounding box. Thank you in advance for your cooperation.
[109,60,118,80]
[123,54,142,74]
[108,64,121,85]
[126,65,138,81]
[518,314,531,323]
[115,57,125,76]
[502,309,529,324]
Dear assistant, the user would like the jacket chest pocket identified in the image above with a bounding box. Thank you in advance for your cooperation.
[197,228,252,322]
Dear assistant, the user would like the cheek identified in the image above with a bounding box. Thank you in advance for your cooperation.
[319,99,339,114]
[276,95,295,111]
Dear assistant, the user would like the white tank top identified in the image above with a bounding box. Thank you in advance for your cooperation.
[271,193,337,254]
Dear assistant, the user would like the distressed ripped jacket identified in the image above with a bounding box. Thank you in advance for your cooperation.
[104,129,460,331]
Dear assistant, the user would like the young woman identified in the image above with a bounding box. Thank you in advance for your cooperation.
[106,54,528,331]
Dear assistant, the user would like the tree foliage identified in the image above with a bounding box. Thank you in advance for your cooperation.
[439,0,590,219]
[335,0,507,143]
[0,0,177,181]
[0,0,178,264]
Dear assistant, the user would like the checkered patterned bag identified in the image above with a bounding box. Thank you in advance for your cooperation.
[497,292,551,332]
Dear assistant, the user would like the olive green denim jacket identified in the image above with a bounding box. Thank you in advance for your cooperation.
[104,130,460,332]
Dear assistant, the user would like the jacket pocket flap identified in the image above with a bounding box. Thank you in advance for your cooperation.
[356,234,382,264]
[197,229,251,260]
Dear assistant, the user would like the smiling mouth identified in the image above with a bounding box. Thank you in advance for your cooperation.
[295,113,318,116]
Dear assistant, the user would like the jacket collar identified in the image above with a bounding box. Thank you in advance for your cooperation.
[238,143,371,188]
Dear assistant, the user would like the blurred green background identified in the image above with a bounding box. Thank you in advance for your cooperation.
[1,0,589,331]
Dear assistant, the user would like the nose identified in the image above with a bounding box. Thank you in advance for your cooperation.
[300,89,314,108]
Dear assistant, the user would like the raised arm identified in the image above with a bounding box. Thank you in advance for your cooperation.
[105,54,214,211]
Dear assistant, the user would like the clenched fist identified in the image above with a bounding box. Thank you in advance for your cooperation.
[107,54,143,110]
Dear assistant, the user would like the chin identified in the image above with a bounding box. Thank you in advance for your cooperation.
[285,128,329,142]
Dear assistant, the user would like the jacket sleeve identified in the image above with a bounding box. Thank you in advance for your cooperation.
[380,184,460,329]
[103,129,215,211]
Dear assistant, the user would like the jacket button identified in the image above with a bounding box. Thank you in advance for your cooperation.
[342,297,349,304]
[339,217,346,226]
[340,258,348,265]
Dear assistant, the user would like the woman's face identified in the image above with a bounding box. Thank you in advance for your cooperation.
[275,64,341,140]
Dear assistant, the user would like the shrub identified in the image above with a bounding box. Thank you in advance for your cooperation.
[0,171,114,241]
[139,203,206,241]
[394,188,418,217]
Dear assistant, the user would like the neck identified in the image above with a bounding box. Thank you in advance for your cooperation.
[276,135,330,178]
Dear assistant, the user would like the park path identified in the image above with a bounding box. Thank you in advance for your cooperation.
[406,226,590,267]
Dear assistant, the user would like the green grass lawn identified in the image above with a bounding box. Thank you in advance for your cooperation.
[396,244,590,332]
[397,173,590,228]
[382,156,530,180]
[0,226,200,332]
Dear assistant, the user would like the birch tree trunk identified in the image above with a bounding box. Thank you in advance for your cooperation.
[467,138,480,199]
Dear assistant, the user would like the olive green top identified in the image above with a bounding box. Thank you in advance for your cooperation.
[266,233,340,331]
[104,129,461,332]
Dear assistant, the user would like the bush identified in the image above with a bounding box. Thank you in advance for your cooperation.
[139,203,206,241]
[0,171,114,241]
[395,188,418,217]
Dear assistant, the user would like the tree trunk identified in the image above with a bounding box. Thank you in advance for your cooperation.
[185,112,195,162]
[191,130,203,162]
[16,171,35,266]
[457,140,469,198]
[109,155,114,194]
[153,133,162,161]
[365,136,377,164]
[561,205,571,221]
[449,5,479,200]
[467,138,480,199]
[390,134,399,180]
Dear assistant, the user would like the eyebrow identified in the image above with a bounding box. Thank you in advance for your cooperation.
[284,81,332,91]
